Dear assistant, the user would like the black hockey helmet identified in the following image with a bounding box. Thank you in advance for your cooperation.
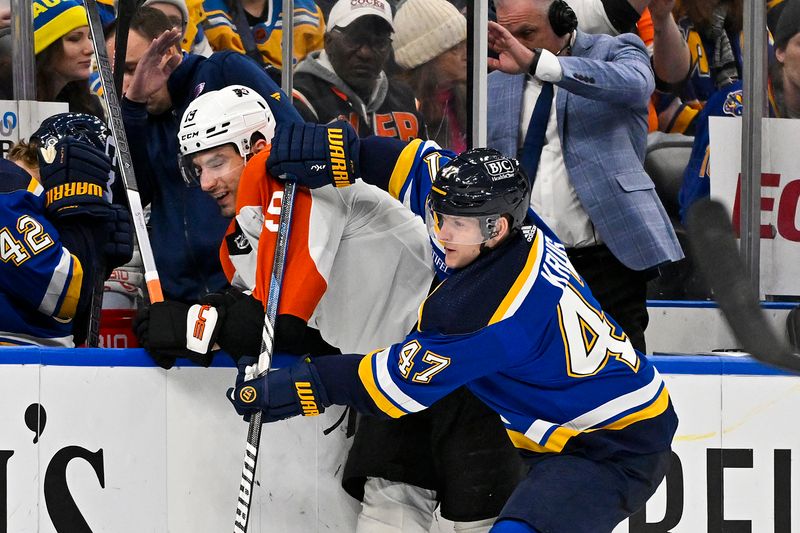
[426,148,530,244]
[31,113,111,152]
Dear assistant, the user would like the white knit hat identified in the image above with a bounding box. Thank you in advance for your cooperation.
[143,0,189,28]
[392,0,466,70]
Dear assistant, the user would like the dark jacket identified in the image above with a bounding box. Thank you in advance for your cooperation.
[121,51,302,303]
[292,50,424,141]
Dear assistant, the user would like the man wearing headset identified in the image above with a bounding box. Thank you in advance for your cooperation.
[487,0,683,354]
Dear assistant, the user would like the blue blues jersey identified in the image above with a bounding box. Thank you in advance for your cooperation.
[381,139,457,279]
[343,142,678,459]
[678,80,778,223]
[0,160,85,346]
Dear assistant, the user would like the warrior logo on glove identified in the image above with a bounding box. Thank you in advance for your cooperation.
[327,127,351,187]
[239,386,257,403]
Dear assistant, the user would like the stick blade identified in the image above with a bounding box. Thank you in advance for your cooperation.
[686,199,800,372]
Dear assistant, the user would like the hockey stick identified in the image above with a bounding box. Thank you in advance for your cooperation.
[85,0,164,303]
[234,180,297,533]
[113,0,145,100]
[686,198,800,373]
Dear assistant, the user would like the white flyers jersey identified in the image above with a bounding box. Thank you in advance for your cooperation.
[221,149,434,353]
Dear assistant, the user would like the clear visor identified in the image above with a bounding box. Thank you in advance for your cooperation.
[179,151,245,187]
[425,199,501,245]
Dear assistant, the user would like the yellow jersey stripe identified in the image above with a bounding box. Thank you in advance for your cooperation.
[358,352,406,418]
[506,386,670,453]
[388,139,423,200]
[55,254,83,320]
[489,231,542,325]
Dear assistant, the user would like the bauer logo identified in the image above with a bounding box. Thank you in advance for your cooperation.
[484,160,514,180]
[239,386,257,403]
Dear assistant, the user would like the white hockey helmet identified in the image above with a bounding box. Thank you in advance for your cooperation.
[178,84,276,184]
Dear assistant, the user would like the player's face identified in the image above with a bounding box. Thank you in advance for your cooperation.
[193,145,245,217]
[777,33,800,93]
[123,30,175,115]
[52,27,93,82]
[496,0,564,54]
[434,215,484,268]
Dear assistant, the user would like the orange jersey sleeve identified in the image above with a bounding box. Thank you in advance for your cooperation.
[234,150,328,321]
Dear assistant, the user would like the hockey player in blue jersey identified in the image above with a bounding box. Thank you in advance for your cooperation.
[0,113,131,346]
[229,135,678,532]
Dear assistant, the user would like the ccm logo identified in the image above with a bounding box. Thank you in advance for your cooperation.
[193,305,212,340]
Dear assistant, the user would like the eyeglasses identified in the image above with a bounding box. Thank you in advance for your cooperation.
[331,28,392,54]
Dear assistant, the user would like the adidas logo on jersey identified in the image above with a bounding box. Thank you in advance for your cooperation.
[521,225,537,242]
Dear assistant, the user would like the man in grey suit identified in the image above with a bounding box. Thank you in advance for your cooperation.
[487,0,683,352]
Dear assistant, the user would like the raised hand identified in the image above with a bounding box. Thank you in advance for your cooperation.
[487,21,537,74]
[124,28,182,103]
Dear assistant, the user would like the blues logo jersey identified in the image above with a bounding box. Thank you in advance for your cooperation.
[678,79,779,223]
[350,142,678,459]
[382,139,458,279]
[0,160,84,346]
[201,0,324,68]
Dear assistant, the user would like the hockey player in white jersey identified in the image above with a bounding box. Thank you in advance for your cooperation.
[134,86,524,532]
[228,126,679,533]
[134,84,434,364]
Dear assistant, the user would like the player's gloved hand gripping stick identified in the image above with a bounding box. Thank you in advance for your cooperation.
[228,179,297,532]
[85,0,164,303]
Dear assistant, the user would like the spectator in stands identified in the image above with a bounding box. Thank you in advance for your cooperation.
[654,0,745,134]
[32,0,104,118]
[487,0,683,352]
[0,8,10,99]
[118,7,302,303]
[292,0,424,140]
[140,0,214,56]
[201,0,324,68]
[679,0,800,222]
[393,0,467,152]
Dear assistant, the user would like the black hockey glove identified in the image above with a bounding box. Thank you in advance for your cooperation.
[103,204,134,274]
[200,289,341,361]
[266,120,360,189]
[133,301,224,369]
[38,137,114,221]
[227,356,330,423]
[201,289,264,361]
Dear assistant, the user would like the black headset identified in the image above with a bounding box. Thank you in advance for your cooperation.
[548,0,578,37]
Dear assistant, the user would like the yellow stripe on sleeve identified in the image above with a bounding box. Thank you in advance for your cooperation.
[357,351,406,418]
[388,139,424,200]
[55,254,83,320]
